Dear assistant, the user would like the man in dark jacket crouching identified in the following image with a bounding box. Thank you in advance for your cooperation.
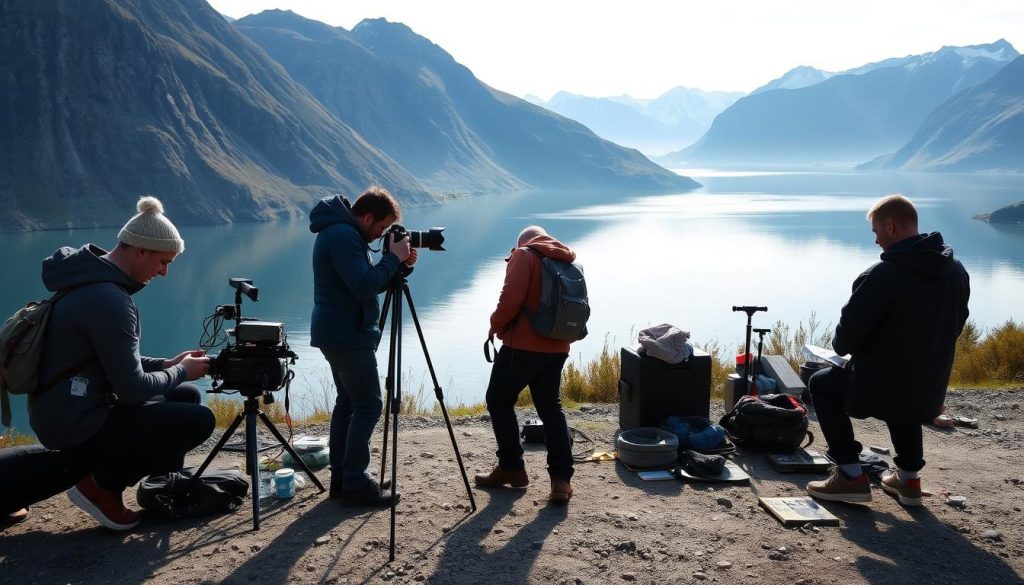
[806,194,970,507]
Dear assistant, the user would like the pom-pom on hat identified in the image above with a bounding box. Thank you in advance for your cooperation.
[117,196,184,253]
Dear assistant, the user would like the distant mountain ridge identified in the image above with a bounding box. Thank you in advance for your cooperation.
[0,2,696,232]
[662,40,1019,167]
[0,0,429,231]
[233,11,698,196]
[531,87,743,156]
[860,55,1024,172]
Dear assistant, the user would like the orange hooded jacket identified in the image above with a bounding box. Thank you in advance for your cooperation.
[489,234,576,354]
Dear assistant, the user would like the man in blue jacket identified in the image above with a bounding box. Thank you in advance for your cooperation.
[806,194,970,507]
[28,196,215,530]
[310,187,414,507]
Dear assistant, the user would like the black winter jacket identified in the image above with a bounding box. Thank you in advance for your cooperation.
[834,232,970,424]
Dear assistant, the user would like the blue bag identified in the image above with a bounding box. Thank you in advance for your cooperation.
[662,416,726,452]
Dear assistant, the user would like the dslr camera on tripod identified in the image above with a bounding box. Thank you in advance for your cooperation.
[382,224,446,252]
[201,278,297,398]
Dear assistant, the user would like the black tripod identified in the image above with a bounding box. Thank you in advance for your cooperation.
[377,274,476,561]
[732,305,767,396]
[185,391,326,530]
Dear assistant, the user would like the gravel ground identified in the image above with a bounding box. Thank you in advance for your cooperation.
[1,388,1022,585]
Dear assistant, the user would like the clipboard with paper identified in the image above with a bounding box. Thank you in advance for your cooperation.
[801,344,850,368]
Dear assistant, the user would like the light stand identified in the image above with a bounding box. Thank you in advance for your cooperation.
[732,305,767,395]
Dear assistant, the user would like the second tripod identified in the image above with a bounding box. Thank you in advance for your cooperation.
[376,275,477,561]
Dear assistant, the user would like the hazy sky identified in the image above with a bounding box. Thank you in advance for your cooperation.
[208,0,1024,99]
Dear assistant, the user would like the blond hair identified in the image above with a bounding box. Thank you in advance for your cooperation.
[867,194,918,227]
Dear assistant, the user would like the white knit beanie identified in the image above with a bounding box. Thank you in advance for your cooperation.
[117,196,185,253]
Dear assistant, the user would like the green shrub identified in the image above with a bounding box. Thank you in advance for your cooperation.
[950,319,1024,386]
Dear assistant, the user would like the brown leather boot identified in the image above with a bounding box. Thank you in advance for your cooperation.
[548,479,573,505]
[474,466,529,488]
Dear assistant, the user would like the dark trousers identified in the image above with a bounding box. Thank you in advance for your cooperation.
[809,366,924,472]
[2,384,213,510]
[485,346,573,481]
[321,348,384,490]
[64,383,215,492]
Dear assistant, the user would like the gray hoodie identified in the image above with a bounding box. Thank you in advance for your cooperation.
[28,244,186,449]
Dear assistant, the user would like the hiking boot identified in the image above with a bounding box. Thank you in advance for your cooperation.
[474,466,529,488]
[806,467,872,503]
[67,475,139,530]
[329,477,391,499]
[548,479,573,505]
[340,479,399,508]
[881,470,923,507]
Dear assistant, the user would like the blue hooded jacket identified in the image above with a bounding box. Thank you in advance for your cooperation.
[309,196,401,349]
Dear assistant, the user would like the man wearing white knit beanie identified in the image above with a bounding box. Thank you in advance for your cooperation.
[14,196,216,531]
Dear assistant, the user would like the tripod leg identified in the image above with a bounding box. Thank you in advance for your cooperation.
[379,288,399,485]
[401,284,477,511]
[256,410,326,492]
[386,283,404,562]
[182,409,245,497]
[246,410,261,530]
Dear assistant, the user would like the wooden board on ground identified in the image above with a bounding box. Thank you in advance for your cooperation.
[758,496,840,527]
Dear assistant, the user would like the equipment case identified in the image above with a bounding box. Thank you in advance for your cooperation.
[618,345,711,429]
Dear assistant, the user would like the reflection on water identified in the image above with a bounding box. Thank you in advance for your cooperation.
[2,170,1023,435]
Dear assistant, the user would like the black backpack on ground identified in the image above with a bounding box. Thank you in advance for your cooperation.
[136,466,248,521]
[719,393,813,452]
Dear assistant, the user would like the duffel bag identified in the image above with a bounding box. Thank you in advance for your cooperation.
[719,393,812,451]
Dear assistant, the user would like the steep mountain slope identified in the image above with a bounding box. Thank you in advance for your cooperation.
[862,55,1024,172]
[663,41,1018,167]
[235,12,698,194]
[0,0,429,231]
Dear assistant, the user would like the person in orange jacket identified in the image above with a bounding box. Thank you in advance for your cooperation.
[474,226,577,504]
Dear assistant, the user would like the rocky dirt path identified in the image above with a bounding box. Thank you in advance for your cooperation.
[1,389,1022,584]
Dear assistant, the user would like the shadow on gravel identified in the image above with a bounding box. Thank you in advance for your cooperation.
[220,497,376,584]
[430,487,567,584]
[832,504,1021,584]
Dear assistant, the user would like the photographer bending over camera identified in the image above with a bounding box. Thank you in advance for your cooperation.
[26,197,215,530]
[309,187,416,508]
[475,226,577,505]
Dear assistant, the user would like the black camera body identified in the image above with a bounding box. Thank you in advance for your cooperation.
[201,278,297,398]
[209,338,293,395]
[384,224,446,252]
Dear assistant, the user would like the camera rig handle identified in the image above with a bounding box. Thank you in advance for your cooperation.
[732,305,768,396]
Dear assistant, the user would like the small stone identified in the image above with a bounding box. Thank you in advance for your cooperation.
[947,495,968,509]
[314,536,330,546]
[716,497,733,509]
[981,529,1002,541]
[621,573,636,581]
[716,561,732,569]
[420,452,436,459]
[693,572,707,581]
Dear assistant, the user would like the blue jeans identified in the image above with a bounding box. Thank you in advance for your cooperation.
[809,366,924,472]
[485,346,573,481]
[321,348,384,490]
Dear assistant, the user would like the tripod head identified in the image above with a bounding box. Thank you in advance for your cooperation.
[732,305,767,317]
[753,327,771,337]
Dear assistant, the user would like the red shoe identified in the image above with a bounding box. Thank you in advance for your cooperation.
[67,475,139,530]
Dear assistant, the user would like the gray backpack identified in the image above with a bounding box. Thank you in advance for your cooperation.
[522,247,590,342]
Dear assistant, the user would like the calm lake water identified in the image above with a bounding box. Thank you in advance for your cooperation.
[3,169,1023,436]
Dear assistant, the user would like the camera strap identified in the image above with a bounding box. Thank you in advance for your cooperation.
[483,338,498,363]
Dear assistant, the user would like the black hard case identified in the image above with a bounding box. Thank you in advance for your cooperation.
[618,346,711,429]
